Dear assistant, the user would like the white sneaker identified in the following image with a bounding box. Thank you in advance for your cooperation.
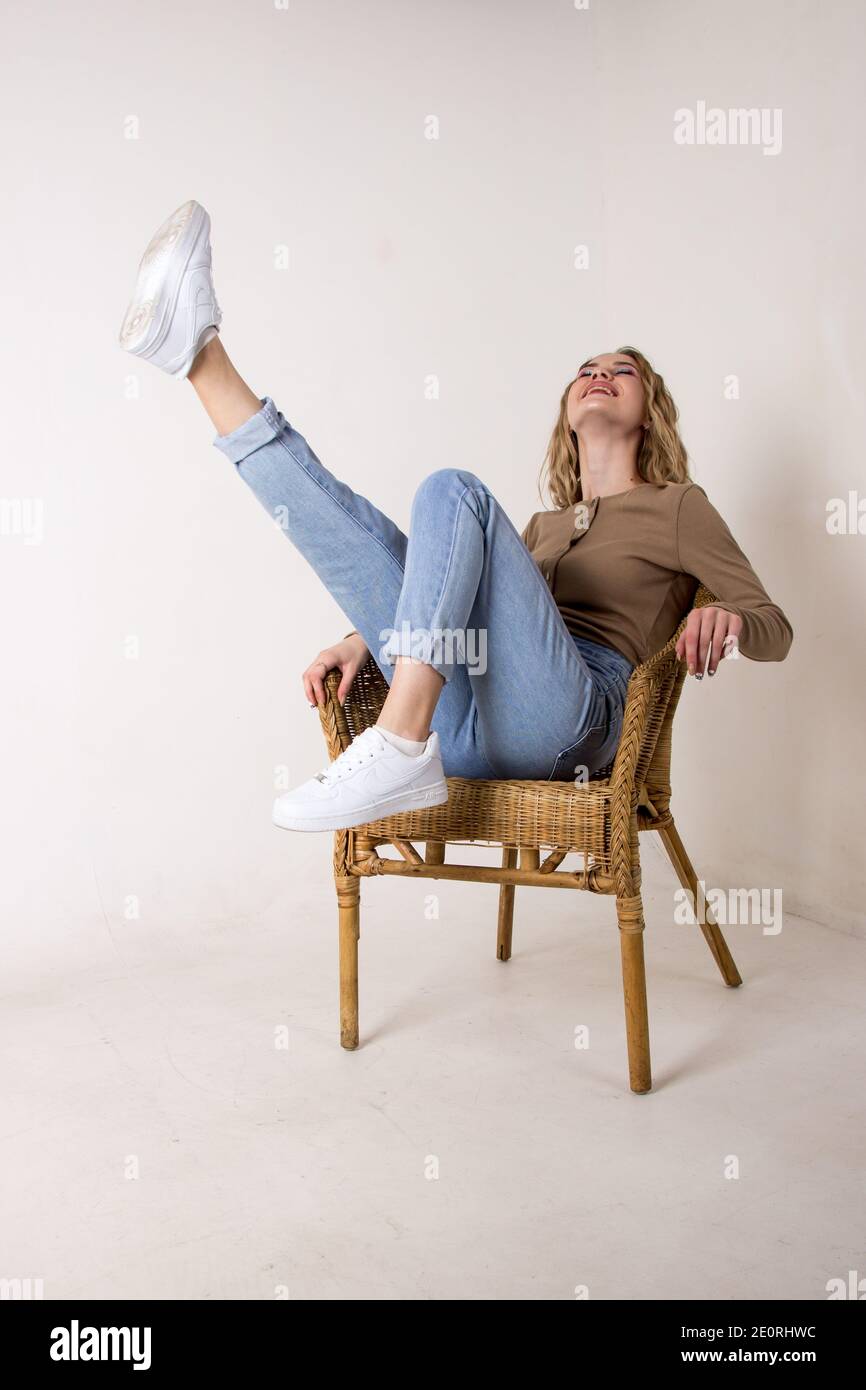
[272,725,449,832]
[118,198,222,378]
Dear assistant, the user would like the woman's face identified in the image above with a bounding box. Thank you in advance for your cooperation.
[566,352,648,435]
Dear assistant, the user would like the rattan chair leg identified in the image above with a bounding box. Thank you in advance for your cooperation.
[335,873,360,1050]
[496,846,519,960]
[425,841,446,865]
[656,820,742,987]
[519,847,540,871]
[616,893,652,1094]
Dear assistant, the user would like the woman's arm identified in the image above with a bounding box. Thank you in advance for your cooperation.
[675,483,794,663]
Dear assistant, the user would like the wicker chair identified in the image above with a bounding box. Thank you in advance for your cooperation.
[316,585,741,1094]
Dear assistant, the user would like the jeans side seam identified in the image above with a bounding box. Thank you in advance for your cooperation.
[270,430,408,589]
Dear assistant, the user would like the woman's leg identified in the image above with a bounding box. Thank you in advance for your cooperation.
[187,345,627,783]
[120,201,629,802]
[188,338,494,777]
[383,466,635,780]
[188,335,262,435]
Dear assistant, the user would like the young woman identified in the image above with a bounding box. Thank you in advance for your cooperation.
[119,200,793,833]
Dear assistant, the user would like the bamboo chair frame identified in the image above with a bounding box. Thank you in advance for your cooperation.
[315,585,741,1094]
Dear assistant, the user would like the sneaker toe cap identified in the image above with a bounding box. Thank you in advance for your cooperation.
[272,779,335,826]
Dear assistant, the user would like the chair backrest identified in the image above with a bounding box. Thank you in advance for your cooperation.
[603,585,717,822]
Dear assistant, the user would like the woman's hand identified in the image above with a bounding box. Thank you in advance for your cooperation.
[303,633,370,708]
[675,605,743,678]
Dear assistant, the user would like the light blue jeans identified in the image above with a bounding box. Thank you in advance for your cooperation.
[213,397,635,782]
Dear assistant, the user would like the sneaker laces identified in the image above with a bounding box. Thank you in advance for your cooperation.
[314,726,388,786]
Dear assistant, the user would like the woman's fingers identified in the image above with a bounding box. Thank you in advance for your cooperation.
[303,663,326,707]
[682,610,702,675]
[303,642,365,708]
[303,651,337,707]
[707,609,729,675]
[310,667,327,707]
[336,662,359,706]
[696,607,718,677]
[679,606,744,678]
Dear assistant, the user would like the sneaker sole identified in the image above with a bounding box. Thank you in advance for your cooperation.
[118,198,210,365]
[272,779,449,833]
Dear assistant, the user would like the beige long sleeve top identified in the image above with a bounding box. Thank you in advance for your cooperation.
[520,481,793,667]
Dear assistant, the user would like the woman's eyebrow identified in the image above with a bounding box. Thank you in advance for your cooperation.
[579,358,636,371]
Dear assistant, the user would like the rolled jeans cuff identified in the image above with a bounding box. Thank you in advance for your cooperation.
[212,395,283,464]
[379,623,464,685]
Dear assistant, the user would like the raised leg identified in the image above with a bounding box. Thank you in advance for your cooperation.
[335,873,360,1049]
[196,359,616,784]
[657,820,742,987]
[616,893,652,1094]
[496,846,518,960]
[202,381,501,777]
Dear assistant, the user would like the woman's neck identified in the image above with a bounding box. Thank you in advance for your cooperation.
[575,430,644,502]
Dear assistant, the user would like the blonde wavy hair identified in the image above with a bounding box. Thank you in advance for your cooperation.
[538,345,691,510]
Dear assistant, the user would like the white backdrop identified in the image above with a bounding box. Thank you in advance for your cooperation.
[1,0,863,965]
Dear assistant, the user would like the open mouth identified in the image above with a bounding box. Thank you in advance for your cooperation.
[584,384,616,398]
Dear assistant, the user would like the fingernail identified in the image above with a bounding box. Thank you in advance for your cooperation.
[688,665,695,676]
[708,668,715,677]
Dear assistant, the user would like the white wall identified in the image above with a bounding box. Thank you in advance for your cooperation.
[1,0,863,955]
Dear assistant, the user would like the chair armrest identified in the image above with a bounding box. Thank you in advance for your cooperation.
[607,587,717,864]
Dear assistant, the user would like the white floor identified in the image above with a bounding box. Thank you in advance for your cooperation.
[2,837,863,1302]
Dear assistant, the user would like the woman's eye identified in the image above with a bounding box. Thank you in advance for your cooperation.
[577,366,634,377]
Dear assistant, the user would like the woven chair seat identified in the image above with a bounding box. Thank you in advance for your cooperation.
[358,773,614,865]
